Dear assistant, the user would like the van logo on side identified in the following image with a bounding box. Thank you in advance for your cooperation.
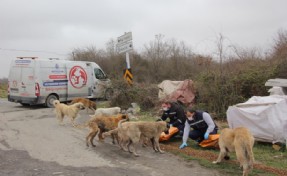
[69,66,87,89]
[52,64,63,73]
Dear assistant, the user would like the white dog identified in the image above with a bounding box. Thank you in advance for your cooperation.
[93,107,121,117]
[53,100,85,127]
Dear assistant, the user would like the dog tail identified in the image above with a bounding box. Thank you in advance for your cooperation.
[103,118,128,139]
[67,101,74,105]
[102,128,118,138]
[118,118,129,128]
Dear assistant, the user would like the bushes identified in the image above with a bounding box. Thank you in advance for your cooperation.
[109,80,159,111]
[193,58,276,118]
[71,30,287,119]
[0,83,7,98]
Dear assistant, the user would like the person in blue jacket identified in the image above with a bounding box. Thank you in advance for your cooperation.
[179,108,218,149]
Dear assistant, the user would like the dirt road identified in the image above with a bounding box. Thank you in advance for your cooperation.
[0,99,219,176]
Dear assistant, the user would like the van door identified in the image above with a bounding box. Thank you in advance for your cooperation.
[20,67,36,97]
[9,59,35,98]
[66,62,91,99]
[8,66,22,97]
[93,68,111,98]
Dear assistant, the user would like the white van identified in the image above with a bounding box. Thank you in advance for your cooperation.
[8,57,113,107]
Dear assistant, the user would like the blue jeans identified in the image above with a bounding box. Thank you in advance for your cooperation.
[189,128,217,143]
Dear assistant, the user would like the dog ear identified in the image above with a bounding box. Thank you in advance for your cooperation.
[53,100,59,106]
[76,103,85,109]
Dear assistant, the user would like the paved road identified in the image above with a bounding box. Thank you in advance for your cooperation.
[0,99,219,176]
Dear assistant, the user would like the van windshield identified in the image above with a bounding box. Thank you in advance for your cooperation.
[94,68,106,79]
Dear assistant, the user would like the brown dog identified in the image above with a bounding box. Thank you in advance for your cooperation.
[213,127,255,176]
[53,100,85,127]
[70,98,97,113]
[102,119,129,150]
[111,120,169,156]
[86,114,128,147]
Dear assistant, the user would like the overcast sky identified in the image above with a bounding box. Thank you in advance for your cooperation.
[1,0,287,78]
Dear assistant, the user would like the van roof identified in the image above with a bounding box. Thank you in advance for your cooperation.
[17,57,38,59]
[11,58,101,68]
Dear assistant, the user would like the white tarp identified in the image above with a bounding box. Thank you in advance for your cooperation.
[158,80,183,99]
[227,95,287,143]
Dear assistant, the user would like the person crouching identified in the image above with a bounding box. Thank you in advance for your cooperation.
[179,108,218,149]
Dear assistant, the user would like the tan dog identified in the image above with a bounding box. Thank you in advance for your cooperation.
[70,98,97,113]
[103,119,152,152]
[53,100,85,127]
[86,114,128,147]
[111,120,169,156]
[213,127,255,176]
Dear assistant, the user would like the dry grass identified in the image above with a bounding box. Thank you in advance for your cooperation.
[134,114,287,176]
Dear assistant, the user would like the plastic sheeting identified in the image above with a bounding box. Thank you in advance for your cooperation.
[227,95,287,143]
[158,79,196,106]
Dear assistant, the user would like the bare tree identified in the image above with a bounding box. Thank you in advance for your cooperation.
[71,46,106,62]
[106,38,117,58]
[216,33,224,80]
[143,34,170,82]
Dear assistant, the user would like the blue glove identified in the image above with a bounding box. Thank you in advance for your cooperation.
[204,132,210,140]
[179,142,188,149]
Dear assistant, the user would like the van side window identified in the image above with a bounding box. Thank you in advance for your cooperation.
[94,68,106,79]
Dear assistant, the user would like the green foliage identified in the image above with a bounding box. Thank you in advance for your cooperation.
[253,142,287,169]
[193,58,276,119]
[273,58,287,78]
[178,140,285,176]
[0,83,7,98]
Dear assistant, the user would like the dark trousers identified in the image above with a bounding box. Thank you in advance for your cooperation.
[177,124,185,135]
[169,123,185,137]
[189,128,217,143]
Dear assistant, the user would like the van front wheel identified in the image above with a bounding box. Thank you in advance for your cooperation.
[45,94,58,108]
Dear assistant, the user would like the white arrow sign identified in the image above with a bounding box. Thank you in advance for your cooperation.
[117,32,132,44]
[117,32,133,54]
[117,41,133,53]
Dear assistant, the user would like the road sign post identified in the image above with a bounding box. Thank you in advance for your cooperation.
[117,32,133,85]
[126,52,130,69]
